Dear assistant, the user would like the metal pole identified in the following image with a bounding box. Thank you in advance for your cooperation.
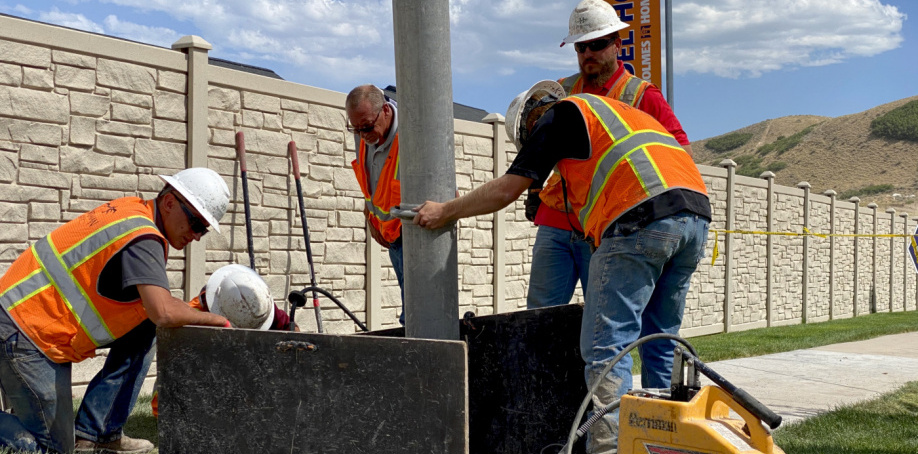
[392,0,460,340]
[665,0,674,107]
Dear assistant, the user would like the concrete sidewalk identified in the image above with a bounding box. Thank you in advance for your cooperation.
[674,332,918,426]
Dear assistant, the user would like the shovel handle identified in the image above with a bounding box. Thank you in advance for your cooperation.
[288,141,300,179]
[235,132,247,172]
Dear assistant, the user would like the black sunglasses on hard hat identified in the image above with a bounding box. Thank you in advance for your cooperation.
[575,36,616,53]
[177,198,210,236]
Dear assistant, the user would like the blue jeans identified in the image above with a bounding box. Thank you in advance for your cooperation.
[389,237,406,325]
[581,212,709,452]
[75,319,157,443]
[0,329,71,453]
[527,225,593,309]
[0,313,156,452]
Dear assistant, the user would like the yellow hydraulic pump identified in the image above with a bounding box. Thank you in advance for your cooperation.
[618,385,785,454]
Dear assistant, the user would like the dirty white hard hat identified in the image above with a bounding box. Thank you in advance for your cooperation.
[159,168,230,233]
[561,0,629,47]
[206,264,274,330]
[505,80,566,150]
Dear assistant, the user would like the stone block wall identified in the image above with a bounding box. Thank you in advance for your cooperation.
[2,15,917,397]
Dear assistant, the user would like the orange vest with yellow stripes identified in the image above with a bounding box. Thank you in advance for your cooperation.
[541,68,654,213]
[0,197,167,363]
[556,94,707,246]
[351,134,402,243]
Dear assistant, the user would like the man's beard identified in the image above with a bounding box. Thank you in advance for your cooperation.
[581,58,616,86]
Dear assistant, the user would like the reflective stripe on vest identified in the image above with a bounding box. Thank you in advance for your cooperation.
[569,94,684,231]
[363,151,399,223]
[0,215,159,348]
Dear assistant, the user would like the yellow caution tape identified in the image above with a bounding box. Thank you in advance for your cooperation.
[709,228,917,265]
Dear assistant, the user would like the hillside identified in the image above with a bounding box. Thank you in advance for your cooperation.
[692,95,918,213]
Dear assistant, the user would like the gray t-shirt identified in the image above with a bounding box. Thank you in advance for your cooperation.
[98,237,169,302]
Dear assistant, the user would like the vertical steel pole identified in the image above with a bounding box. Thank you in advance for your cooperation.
[665,0,674,107]
[392,0,460,340]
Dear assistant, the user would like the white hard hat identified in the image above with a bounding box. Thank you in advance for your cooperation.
[159,168,230,233]
[505,80,566,150]
[206,264,274,330]
[561,0,629,47]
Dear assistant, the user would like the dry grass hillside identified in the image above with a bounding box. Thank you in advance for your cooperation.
[692,95,918,214]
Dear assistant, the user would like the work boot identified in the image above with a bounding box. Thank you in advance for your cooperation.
[74,435,154,454]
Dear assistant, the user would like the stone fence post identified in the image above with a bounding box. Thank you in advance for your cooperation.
[761,171,776,327]
[901,212,910,312]
[483,113,508,314]
[797,182,811,323]
[887,208,896,312]
[850,197,860,317]
[172,35,212,298]
[825,190,836,320]
[869,203,879,313]
[720,159,736,332]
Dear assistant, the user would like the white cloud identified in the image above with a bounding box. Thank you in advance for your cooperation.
[16,0,907,96]
[37,8,105,33]
[673,0,906,78]
[103,15,182,48]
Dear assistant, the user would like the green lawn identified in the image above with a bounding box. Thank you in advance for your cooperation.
[774,381,918,453]
[633,311,918,373]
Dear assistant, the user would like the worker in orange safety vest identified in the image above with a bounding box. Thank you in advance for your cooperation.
[0,168,231,454]
[413,81,710,453]
[524,0,694,311]
[346,84,406,325]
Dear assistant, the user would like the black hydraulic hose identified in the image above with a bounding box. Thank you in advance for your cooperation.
[288,141,324,333]
[288,287,368,332]
[561,333,698,454]
[681,350,782,429]
[235,132,257,270]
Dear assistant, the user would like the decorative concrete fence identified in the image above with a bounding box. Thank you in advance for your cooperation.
[0,15,914,396]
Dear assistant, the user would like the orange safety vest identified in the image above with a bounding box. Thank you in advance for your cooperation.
[0,197,167,363]
[541,69,654,214]
[351,134,402,243]
[556,94,707,246]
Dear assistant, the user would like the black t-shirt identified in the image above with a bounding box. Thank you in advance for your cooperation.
[97,237,169,302]
[506,100,711,234]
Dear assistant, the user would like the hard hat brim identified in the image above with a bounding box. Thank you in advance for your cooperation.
[159,174,223,233]
[560,22,629,47]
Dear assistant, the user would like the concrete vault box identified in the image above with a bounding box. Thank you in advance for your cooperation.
[157,304,586,453]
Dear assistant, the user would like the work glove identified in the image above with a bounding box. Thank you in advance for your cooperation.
[524,189,542,222]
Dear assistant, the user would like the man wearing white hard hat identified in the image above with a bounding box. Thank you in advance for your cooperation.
[0,168,231,454]
[414,81,710,453]
[525,0,694,312]
[149,264,297,417]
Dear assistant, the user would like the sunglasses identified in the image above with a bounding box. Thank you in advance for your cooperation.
[575,36,617,54]
[347,107,382,134]
[177,198,209,236]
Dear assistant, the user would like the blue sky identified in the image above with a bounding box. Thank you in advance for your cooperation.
[1,0,913,141]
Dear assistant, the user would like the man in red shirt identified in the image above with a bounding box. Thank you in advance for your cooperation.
[525,0,694,310]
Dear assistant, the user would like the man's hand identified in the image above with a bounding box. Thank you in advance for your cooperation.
[413,201,450,230]
[138,284,228,328]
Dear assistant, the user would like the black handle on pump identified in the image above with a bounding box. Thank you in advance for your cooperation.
[682,351,782,429]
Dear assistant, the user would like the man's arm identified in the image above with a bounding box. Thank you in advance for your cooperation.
[138,284,228,328]
[414,174,533,230]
